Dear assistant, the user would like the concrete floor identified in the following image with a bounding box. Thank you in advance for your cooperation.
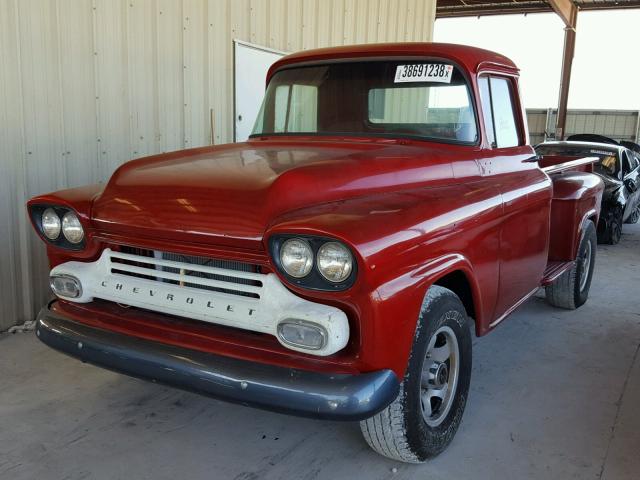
[2,225,639,480]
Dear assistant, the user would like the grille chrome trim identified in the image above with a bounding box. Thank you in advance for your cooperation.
[110,249,263,299]
[48,248,350,356]
[112,250,264,282]
[109,258,263,295]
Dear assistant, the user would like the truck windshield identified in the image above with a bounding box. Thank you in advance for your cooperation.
[251,60,478,144]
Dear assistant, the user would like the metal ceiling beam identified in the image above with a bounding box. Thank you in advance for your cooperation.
[436,0,640,19]
[547,0,578,26]
[436,0,550,17]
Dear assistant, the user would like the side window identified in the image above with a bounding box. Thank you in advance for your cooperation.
[621,151,631,176]
[628,151,639,172]
[478,77,495,147]
[489,78,519,148]
[479,76,520,148]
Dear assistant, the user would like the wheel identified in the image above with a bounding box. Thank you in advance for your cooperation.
[545,221,597,310]
[597,208,622,245]
[360,286,472,463]
[625,205,640,224]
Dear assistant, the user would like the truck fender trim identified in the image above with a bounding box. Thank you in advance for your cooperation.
[580,208,599,234]
[420,254,483,325]
[376,253,483,327]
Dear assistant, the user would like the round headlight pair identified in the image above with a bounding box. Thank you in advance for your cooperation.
[41,208,84,244]
[280,238,353,283]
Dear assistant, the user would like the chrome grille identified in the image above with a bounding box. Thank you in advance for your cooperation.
[111,247,263,299]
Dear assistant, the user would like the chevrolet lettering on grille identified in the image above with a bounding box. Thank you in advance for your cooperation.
[99,280,257,316]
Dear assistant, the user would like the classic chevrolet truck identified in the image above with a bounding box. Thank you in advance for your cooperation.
[29,43,604,463]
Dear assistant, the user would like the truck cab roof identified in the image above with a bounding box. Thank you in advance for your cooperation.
[268,42,519,81]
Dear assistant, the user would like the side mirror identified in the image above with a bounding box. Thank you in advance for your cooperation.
[624,178,638,192]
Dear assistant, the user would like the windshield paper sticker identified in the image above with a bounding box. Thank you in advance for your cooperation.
[394,64,453,83]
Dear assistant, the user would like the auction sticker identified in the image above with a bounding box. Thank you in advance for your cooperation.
[394,64,453,83]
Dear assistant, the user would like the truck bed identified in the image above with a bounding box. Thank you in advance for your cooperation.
[538,155,599,175]
[541,155,604,264]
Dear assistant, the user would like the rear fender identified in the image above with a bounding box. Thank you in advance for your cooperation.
[578,208,599,241]
[548,172,604,261]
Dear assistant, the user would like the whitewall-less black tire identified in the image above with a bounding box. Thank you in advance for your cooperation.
[360,285,472,463]
[545,221,597,310]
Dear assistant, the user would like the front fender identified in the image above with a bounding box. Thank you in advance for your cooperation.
[26,184,105,265]
[369,252,483,376]
[265,182,500,378]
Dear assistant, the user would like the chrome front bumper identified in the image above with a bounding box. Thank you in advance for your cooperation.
[35,304,399,421]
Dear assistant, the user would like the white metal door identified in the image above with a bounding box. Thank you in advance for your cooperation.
[234,40,285,142]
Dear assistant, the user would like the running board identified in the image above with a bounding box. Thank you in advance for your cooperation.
[489,287,539,328]
[541,261,575,286]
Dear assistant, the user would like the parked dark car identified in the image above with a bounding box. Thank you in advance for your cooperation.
[536,139,640,244]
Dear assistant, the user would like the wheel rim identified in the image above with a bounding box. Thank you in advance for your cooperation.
[420,325,460,427]
[613,221,621,243]
[579,239,592,291]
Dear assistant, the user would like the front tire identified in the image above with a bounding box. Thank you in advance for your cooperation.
[545,221,597,309]
[360,286,472,463]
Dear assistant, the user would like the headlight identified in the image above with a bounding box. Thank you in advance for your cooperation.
[270,235,357,291]
[61,211,84,244]
[41,208,61,240]
[317,242,353,283]
[280,238,313,278]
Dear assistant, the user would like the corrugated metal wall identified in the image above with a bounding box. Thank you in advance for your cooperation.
[0,0,436,330]
[528,109,640,145]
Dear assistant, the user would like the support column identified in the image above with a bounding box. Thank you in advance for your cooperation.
[553,3,578,140]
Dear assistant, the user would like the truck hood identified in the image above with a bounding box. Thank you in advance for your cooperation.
[92,139,458,249]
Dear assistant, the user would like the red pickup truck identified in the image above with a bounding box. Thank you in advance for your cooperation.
[29,43,604,463]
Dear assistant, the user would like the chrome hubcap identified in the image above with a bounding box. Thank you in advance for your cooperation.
[579,240,592,291]
[420,325,459,427]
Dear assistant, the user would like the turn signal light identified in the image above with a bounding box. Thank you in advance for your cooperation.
[277,320,327,351]
[50,275,82,299]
